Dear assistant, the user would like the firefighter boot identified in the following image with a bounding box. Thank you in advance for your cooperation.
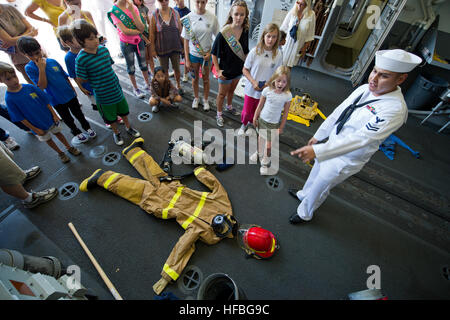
[122,137,145,156]
[80,169,105,192]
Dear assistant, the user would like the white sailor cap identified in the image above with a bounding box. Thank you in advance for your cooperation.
[375,49,422,73]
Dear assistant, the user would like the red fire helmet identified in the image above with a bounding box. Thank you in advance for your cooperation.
[237,225,279,259]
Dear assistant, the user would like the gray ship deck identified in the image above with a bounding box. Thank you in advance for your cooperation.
[0,60,449,300]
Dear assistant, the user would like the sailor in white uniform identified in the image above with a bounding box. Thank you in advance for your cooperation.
[289,49,422,224]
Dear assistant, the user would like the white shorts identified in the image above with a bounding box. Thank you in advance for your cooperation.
[37,122,63,142]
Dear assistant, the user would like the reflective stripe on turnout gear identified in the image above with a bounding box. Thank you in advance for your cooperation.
[129,150,145,164]
[103,173,119,189]
[163,263,179,280]
[162,186,184,219]
[182,192,208,229]
[194,167,205,175]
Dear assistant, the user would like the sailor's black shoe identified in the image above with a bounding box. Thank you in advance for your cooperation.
[289,213,305,224]
[288,188,300,200]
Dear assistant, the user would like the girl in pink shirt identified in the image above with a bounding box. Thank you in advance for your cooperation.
[108,0,151,98]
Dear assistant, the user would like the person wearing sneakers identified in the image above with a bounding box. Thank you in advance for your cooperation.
[288,49,421,224]
[211,0,249,127]
[251,66,292,175]
[108,0,152,98]
[149,66,182,113]
[58,25,118,130]
[72,19,140,146]
[0,141,57,209]
[1,62,81,163]
[58,24,125,130]
[181,0,219,112]
[240,23,283,136]
[57,26,98,116]
[17,36,96,144]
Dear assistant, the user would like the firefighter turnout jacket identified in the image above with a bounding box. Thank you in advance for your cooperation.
[92,144,236,294]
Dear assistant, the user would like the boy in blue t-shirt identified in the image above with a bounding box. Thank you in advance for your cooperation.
[0,62,81,163]
[17,36,96,143]
[57,25,97,111]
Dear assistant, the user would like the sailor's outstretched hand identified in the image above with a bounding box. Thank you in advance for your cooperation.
[291,145,316,163]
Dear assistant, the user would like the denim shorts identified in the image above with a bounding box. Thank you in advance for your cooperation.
[189,53,211,66]
[218,74,242,85]
[120,40,148,75]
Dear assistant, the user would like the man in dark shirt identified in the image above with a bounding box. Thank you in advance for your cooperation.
[174,0,191,18]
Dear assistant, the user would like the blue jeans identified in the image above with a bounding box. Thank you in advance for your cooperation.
[120,40,148,75]
[189,53,211,66]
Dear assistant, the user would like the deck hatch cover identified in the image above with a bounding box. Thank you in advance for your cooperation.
[58,182,79,200]
[102,152,121,166]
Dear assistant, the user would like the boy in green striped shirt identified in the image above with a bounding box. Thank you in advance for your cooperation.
[72,20,140,146]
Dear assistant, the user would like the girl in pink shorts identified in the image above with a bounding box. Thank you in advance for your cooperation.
[240,23,283,136]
